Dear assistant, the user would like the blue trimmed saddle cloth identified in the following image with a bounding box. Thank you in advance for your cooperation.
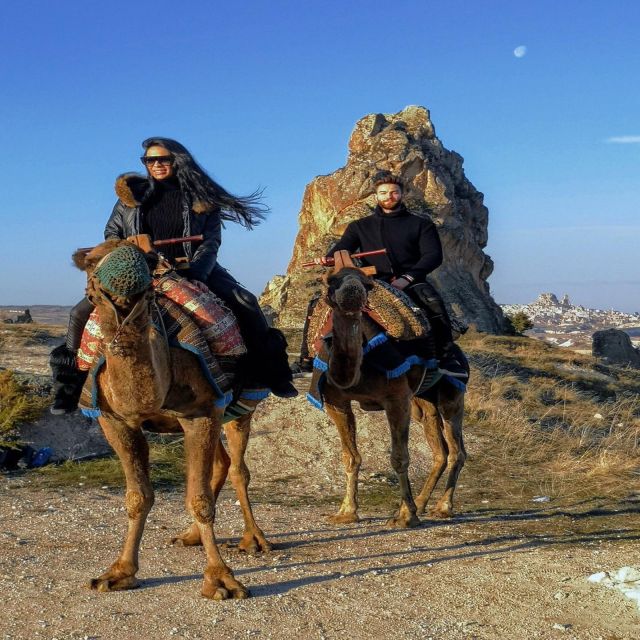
[79,298,269,420]
[305,280,469,411]
[307,330,466,411]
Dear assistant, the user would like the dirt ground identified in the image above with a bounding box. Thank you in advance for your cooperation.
[1,481,639,640]
[2,410,640,640]
[2,331,639,639]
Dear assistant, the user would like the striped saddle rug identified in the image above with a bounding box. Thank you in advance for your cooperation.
[77,273,268,417]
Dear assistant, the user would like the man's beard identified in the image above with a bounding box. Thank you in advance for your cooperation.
[378,199,402,211]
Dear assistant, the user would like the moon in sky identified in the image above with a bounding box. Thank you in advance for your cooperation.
[514,45,527,58]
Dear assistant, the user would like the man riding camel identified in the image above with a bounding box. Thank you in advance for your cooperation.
[309,170,467,379]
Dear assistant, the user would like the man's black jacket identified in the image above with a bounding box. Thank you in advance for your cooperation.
[326,205,443,282]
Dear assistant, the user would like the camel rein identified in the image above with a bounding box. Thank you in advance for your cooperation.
[90,276,156,354]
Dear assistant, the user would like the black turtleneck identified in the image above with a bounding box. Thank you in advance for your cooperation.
[141,178,187,261]
[325,204,443,282]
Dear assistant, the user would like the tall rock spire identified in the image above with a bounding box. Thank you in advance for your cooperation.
[261,105,505,334]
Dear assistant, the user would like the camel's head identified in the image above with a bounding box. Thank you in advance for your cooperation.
[325,267,374,316]
[324,267,374,390]
[73,240,158,351]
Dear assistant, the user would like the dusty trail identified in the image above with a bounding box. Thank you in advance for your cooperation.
[1,480,638,640]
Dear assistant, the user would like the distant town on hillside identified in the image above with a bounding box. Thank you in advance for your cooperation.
[501,293,640,353]
[2,295,640,356]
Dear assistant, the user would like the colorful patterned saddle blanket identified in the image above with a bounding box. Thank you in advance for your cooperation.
[307,280,431,356]
[306,334,443,411]
[305,282,467,411]
[78,273,268,417]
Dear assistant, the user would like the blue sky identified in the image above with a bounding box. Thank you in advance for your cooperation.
[1,0,638,312]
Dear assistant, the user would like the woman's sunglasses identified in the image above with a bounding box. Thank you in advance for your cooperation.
[140,155,174,166]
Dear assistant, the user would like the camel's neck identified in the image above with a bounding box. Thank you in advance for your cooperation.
[97,303,171,417]
[328,310,363,389]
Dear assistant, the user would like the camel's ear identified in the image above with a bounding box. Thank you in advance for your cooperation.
[361,273,375,291]
[325,272,340,289]
[73,239,125,273]
[72,249,89,271]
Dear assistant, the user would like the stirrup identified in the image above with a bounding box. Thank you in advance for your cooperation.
[437,364,468,380]
[438,349,468,380]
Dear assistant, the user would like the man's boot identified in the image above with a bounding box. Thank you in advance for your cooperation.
[438,342,469,380]
[295,295,320,376]
[408,283,468,380]
[50,345,88,415]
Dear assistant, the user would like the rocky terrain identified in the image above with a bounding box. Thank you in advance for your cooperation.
[502,293,640,353]
[261,106,505,335]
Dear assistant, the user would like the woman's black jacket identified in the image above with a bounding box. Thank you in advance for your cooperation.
[103,173,221,282]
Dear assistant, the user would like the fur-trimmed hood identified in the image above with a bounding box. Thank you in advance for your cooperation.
[115,173,212,213]
[115,173,154,208]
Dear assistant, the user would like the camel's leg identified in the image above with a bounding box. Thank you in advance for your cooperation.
[224,413,271,553]
[384,395,420,528]
[180,414,248,600]
[412,398,448,515]
[170,440,229,547]
[430,389,466,518]
[325,402,362,524]
[89,417,154,592]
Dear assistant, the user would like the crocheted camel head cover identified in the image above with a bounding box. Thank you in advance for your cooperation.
[93,246,152,297]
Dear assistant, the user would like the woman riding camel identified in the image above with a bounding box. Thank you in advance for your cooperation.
[50,137,297,414]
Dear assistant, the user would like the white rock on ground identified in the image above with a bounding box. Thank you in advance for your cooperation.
[588,567,640,610]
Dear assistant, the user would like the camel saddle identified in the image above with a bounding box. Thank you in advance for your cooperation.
[306,279,452,411]
[78,273,269,418]
[307,278,431,357]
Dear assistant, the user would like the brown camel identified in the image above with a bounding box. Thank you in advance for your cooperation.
[320,254,467,528]
[73,239,270,600]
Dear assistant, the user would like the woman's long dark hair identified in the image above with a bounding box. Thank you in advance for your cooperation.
[142,137,267,228]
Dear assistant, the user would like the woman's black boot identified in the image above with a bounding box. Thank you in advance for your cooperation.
[49,345,88,415]
[260,328,298,398]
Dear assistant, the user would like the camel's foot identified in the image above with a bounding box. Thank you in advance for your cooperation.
[385,512,421,529]
[88,562,139,592]
[237,530,272,555]
[428,504,454,519]
[170,524,202,547]
[327,512,360,525]
[414,498,427,515]
[202,568,248,601]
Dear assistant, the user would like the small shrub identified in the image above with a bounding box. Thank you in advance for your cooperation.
[0,370,48,448]
[506,311,534,335]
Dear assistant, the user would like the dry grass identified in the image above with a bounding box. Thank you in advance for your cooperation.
[460,330,640,502]
[0,323,64,347]
[0,370,49,448]
[33,435,187,487]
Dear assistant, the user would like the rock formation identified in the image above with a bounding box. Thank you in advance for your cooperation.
[592,329,640,368]
[261,106,505,334]
[537,293,560,306]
